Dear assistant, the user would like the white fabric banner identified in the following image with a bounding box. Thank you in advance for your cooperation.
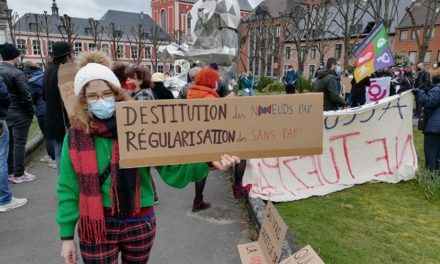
[243,92,417,202]
[365,77,391,103]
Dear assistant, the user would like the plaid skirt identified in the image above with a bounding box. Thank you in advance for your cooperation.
[79,219,156,264]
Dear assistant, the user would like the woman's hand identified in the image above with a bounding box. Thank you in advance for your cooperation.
[61,240,78,264]
[212,155,240,171]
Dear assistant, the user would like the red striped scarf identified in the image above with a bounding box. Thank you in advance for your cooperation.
[68,117,140,243]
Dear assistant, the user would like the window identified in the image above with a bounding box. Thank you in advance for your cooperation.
[102,44,110,55]
[158,64,163,73]
[117,44,125,59]
[160,9,167,30]
[424,51,432,63]
[131,46,138,59]
[88,43,96,51]
[300,46,306,59]
[310,45,317,59]
[408,51,417,63]
[0,29,6,44]
[187,13,191,36]
[412,29,420,40]
[32,40,41,55]
[335,44,342,59]
[437,50,440,62]
[144,46,151,59]
[74,42,82,55]
[400,30,408,40]
[308,65,316,80]
[146,64,152,72]
[48,40,55,53]
[285,47,291,59]
[429,28,435,39]
[16,39,26,51]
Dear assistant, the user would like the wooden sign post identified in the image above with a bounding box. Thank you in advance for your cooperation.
[57,63,79,118]
[238,201,288,264]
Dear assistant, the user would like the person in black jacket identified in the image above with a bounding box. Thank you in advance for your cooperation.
[0,75,28,212]
[313,58,346,111]
[414,63,431,118]
[350,76,371,107]
[0,43,37,184]
[43,41,73,173]
[209,63,231,97]
[414,66,440,170]
[151,72,174,99]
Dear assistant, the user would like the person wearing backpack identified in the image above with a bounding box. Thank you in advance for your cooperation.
[283,65,298,94]
[313,57,346,111]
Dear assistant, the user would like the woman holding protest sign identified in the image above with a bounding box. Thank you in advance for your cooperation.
[56,53,240,264]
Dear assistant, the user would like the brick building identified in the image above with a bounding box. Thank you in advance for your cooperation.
[13,1,174,73]
[151,0,253,38]
[240,0,413,80]
[393,1,440,65]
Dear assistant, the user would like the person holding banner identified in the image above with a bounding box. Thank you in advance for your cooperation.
[350,76,370,107]
[57,54,240,264]
[313,57,346,111]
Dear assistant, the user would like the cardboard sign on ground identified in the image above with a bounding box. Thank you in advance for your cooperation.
[279,245,325,264]
[238,201,288,264]
[116,94,323,168]
[57,63,79,118]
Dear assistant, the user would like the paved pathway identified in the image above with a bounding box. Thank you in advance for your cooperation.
[0,148,251,263]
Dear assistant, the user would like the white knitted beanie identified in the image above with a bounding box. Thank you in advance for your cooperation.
[74,63,121,96]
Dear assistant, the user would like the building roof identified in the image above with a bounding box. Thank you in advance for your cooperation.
[243,0,304,21]
[179,0,253,12]
[14,10,167,40]
[398,0,440,28]
[246,0,413,39]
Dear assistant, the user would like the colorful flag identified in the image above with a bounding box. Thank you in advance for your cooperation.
[353,21,395,83]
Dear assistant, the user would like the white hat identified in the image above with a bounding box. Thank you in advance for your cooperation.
[152,72,166,83]
[74,63,121,96]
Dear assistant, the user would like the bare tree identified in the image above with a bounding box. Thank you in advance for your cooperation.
[332,0,368,66]
[105,22,124,61]
[243,7,280,78]
[4,9,27,60]
[405,0,440,64]
[41,10,52,65]
[26,13,46,67]
[87,18,104,51]
[58,14,79,48]
[280,3,323,76]
[126,24,149,65]
[313,2,338,64]
[5,9,19,45]
[149,25,170,72]
[362,0,402,33]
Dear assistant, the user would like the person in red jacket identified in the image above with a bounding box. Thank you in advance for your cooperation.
[186,68,220,211]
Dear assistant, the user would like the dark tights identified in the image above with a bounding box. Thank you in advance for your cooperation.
[194,177,207,200]
[234,160,247,186]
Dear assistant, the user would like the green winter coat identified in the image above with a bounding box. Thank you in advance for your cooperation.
[313,69,346,111]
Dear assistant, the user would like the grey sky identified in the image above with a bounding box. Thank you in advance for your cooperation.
[9,0,263,19]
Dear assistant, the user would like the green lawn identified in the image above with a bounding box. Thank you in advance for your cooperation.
[28,117,39,140]
[276,129,440,264]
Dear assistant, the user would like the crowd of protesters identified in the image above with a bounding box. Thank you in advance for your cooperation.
[0,41,251,263]
[2,37,440,262]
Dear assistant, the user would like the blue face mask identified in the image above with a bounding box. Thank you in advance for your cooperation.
[88,97,116,120]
